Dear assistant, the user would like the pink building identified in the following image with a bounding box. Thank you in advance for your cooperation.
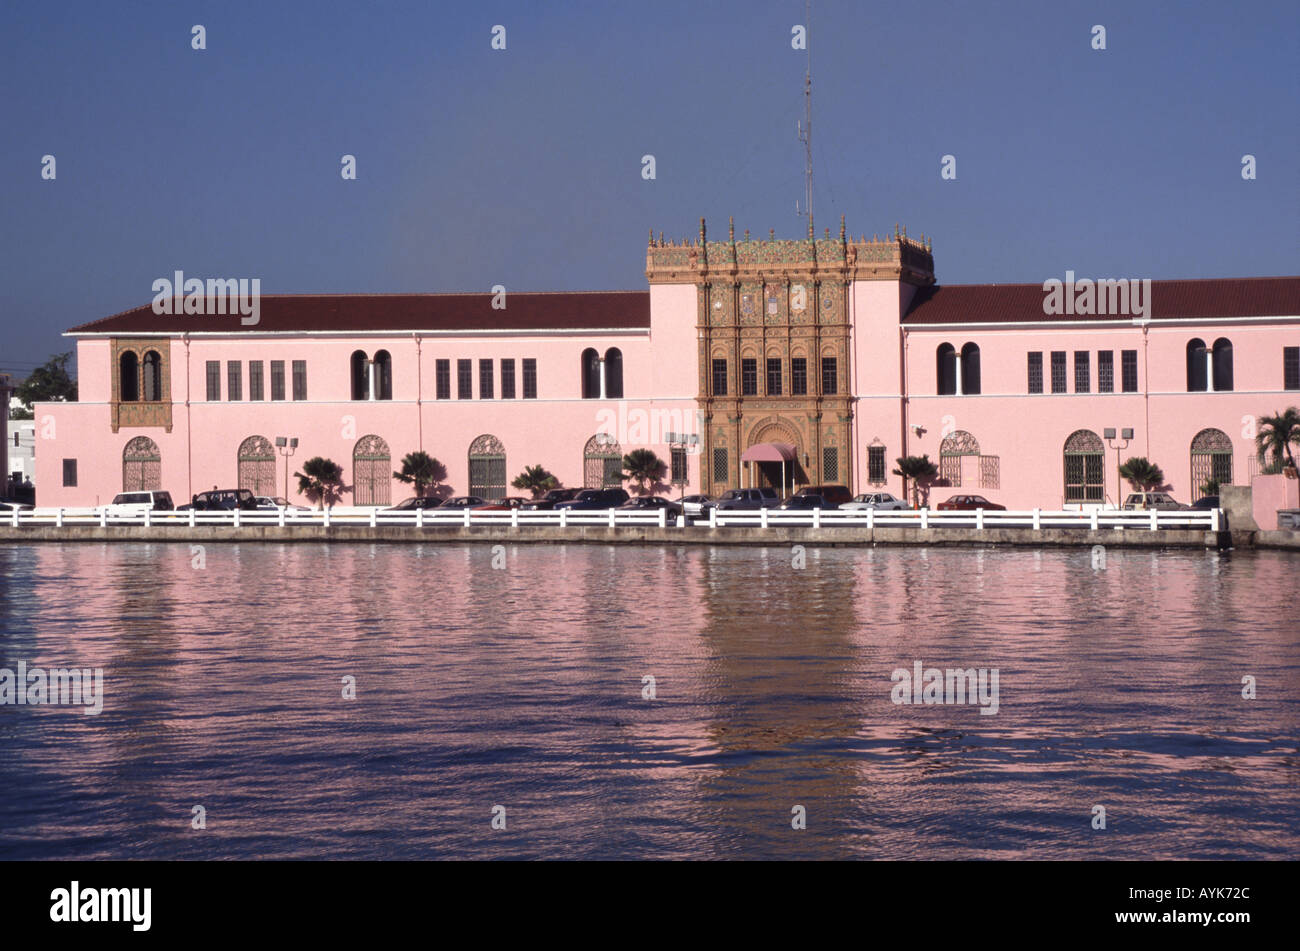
[33,221,1300,509]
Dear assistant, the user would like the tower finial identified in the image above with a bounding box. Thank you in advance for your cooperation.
[648,228,654,246]
[808,214,815,239]
[699,217,706,244]
[840,214,846,241]
[729,216,735,242]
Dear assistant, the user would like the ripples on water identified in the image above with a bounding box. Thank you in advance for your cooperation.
[0,542,1296,859]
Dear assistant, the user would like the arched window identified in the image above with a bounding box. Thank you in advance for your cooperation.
[122,436,161,491]
[1190,428,1233,493]
[939,431,980,486]
[352,435,391,506]
[1186,339,1208,392]
[580,348,600,399]
[604,347,624,399]
[583,434,623,488]
[120,352,140,402]
[142,350,162,401]
[374,350,393,400]
[960,343,981,395]
[1063,429,1105,503]
[468,434,507,499]
[936,344,957,395]
[351,350,369,400]
[1211,338,1233,392]
[237,435,277,496]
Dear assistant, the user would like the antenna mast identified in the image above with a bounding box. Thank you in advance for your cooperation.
[797,0,813,227]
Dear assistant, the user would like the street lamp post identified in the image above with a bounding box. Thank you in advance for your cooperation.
[1104,427,1133,508]
[665,432,700,502]
[275,436,299,503]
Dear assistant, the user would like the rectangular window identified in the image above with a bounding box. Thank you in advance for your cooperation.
[822,356,838,395]
[205,361,221,401]
[792,357,808,395]
[227,361,242,401]
[522,358,537,399]
[1285,347,1300,390]
[249,361,264,401]
[457,359,472,399]
[822,447,839,482]
[712,447,729,483]
[62,459,77,487]
[1027,352,1043,394]
[671,447,687,484]
[1050,351,1067,393]
[1098,351,1114,392]
[711,358,727,396]
[741,358,758,396]
[500,359,516,399]
[479,359,494,399]
[1074,351,1090,393]
[435,359,450,400]
[868,445,887,484]
[1121,350,1138,392]
[270,360,285,401]
[292,360,307,401]
[766,358,782,396]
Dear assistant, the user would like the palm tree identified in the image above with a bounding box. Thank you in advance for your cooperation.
[295,457,346,510]
[393,451,446,497]
[892,455,939,508]
[1255,408,1300,474]
[621,449,665,493]
[512,465,559,498]
[1118,457,1165,507]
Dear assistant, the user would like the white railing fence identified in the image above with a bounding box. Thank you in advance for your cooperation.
[6,506,1221,532]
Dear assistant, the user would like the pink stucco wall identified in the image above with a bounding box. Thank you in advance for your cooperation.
[1251,474,1300,529]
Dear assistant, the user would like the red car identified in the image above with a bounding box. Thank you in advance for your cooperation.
[936,494,1006,511]
[472,497,531,511]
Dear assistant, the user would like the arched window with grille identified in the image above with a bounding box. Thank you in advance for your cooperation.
[1063,429,1105,503]
[468,434,507,499]
[583,434,622,488]
[352,434,391,506]
[374,350,393,400]
[580,349,600,399]
[142,350,162,401]
[350,351,369,400]
[939,430,980,487]
[1211,338,1233,392]
[604,347,624,399]
[120,352,140,402]
[936,344,957,395]
[122,436,161,491]
[237,435,277,496]
[1186,339,1208,391]
[960,343,981,395]
[1190,428,1232,494]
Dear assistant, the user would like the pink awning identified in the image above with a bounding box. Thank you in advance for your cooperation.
[740,442,797,463]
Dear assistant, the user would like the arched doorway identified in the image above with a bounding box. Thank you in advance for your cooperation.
[939,431,979,486]
[353,435,392,506]
[237,435,277,497]
[745,419,801,495]
[469,434,507,498]
[583,434,622,488]
[1190,428,1232,493]
[122,436,161,491]
[1063,429,1105,503]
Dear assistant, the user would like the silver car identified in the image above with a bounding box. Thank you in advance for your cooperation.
[840,492,909,511]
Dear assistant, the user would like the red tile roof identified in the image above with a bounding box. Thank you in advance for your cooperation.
[903,276,1300,324]
[66,291,651,335]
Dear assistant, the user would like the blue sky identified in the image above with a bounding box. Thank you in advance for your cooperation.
[2,0,1296,378]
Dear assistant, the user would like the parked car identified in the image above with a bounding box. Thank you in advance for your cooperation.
[384,496,443,511]
[841,492,909,511]
[794,484,853,506]
[177,488,256,511]
[679,494,713,517]
[1121,492,1188,511]
[701,487,780,513]
[473,497,531,511]
[520,488,583,511]
[936,494,1006,511]
[1190,495,1220,510]
[617,496,683,516]
[554,488,631,510]
[438,496,488,510]
[0,500,34,513]
[98,490,176,514]
[255,496,311,511]
[777,493,835,510]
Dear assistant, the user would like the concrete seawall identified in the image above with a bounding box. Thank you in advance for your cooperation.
[0,523,1246,549]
